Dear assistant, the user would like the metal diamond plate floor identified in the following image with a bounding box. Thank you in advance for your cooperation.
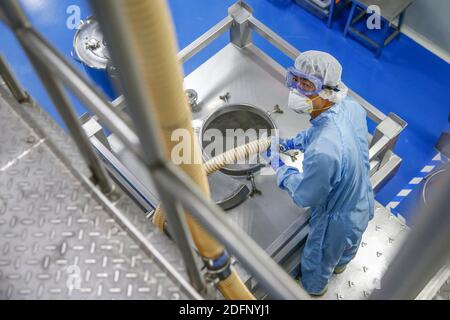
[0,82,196,300]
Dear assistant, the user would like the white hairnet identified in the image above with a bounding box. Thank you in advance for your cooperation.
[295,50,348,103]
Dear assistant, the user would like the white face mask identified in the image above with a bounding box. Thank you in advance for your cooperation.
[288,90,314,114]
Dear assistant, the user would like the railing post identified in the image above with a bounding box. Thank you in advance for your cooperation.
[228,1,253,48]
[0,55,29,103]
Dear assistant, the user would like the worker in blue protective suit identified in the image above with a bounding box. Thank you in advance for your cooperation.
[265,51,374,297]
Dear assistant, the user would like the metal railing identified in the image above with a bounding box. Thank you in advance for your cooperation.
[0,0,309,300]
[0,54,29,102]
[176,1,406,193]
[1,0,444,301]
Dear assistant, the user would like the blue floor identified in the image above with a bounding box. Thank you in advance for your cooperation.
[1,0,449,223]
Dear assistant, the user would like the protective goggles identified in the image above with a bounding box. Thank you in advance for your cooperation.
[286,67,340,96]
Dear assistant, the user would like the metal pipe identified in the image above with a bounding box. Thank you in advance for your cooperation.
[0,0,30,30]
[248,16,299,60]
[158,193,208,294]
[92,0,255,300]
[0,0,204,299]
[89,2,166,169]
[178,16,234,63]
[371,165,450,300]
[0,0,205,299]
[90,0,210,296]
[28,54,114,194]
[152,163,310,300]
[0,54,29,102]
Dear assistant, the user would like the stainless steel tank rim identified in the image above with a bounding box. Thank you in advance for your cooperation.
[199,102,277,176]
[72,16,110,70]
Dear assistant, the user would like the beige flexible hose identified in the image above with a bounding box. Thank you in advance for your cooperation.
[203,137,272,175]
[153,137,272,229]
[121,0,254,300]
[217,266,254,300]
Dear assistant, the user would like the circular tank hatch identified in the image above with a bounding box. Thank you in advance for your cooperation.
[201,104,276,176]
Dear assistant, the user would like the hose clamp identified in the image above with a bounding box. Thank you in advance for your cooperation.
[204,252,232,283]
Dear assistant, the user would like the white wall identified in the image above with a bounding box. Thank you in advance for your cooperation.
[402,0,450,63]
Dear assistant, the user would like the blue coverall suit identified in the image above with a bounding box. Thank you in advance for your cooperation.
[276,96,375,294]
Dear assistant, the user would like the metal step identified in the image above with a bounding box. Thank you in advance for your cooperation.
[0,82,199,300]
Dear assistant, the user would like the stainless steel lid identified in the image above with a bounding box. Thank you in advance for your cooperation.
[72,16,110,70]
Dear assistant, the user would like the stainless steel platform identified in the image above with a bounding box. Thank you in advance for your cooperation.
[0,82,198,300]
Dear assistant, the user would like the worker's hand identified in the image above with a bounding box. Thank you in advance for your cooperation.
[279,138,295,152]
[262,137,285,171]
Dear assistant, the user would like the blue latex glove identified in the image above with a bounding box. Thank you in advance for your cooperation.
[279,138,296,152]
[262,137,285,171]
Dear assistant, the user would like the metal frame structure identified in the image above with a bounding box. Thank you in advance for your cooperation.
[109,1,406,200]
[0,0,446,300]
[82,2,407,293]
[0,0,308,300]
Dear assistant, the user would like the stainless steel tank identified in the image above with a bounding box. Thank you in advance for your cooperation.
[200,103,276,176]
